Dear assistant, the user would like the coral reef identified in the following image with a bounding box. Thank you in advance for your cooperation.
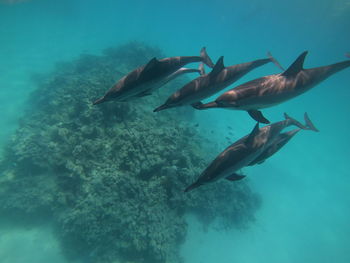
[0,41,261,263]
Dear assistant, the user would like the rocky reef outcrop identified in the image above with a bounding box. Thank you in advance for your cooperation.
[0,42,261,263]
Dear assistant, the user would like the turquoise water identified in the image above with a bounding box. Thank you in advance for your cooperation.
[0,0,349,263]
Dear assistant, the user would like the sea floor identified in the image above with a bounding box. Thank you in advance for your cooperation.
[0,226,66,263]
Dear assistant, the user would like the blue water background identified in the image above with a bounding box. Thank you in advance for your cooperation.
[0,0,349,262]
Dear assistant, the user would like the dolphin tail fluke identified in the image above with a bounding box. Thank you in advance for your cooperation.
[284,112,318,132]
[304,113,319,132]
[192,101,218,110]
[200,47,215,68]
[284,112,307,130]
[184,181,202,192]
[267,51,285,71]
[93,96,106,105]
[199,63,205,75]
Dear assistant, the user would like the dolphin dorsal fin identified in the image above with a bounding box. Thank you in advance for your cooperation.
[209,56,225,77]
[282,51,308,77]
[245,122,260,146]
[142,57,160,74]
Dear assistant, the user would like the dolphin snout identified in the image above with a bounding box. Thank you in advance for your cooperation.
[93,96,107,105]
[184,181,202,192]
[153,104,170,112]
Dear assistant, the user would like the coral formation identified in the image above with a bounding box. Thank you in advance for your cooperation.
[0,41,261,263]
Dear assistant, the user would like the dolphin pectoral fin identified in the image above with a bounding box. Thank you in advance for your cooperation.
[135,89,153,97]
[282,51,308,77]
[248,110,270,124]
[209,56,225,77]
[345,53,350,58]
[226,173,246,181]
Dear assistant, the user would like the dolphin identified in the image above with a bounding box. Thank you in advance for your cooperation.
[93,47,214,105]
[249,112,319,166]
[184,113,317,192]
[248,128,301,166]
[153,53,283,112]
[193,51,350,123]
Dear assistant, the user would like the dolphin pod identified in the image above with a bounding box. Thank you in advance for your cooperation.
[184,113,318,192]
[153,53,284,112]
[93,47,214,105]
[91,47,348,192]
[193,51,350,123]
